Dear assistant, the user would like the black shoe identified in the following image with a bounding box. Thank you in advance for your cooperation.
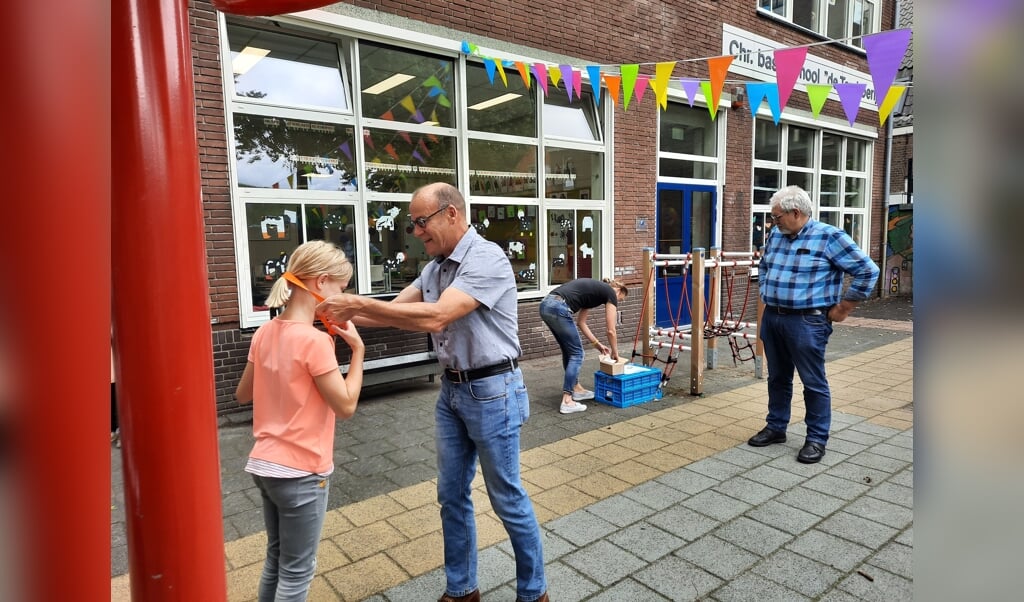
[748,427,787,447]
[797,441,826,464]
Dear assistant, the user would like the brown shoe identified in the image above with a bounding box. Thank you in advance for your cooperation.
[438,590,480,602]
[516,592,549,602]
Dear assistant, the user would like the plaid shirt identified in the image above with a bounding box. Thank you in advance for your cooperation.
[759,219,879,309]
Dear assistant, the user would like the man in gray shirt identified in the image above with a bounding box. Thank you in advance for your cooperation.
[318,183,548,602]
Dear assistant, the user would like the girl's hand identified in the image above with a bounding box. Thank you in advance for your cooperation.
[596,342,610,356]
[330,320,364,350]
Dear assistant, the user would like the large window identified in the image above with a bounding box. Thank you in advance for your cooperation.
[659,102,719,180]
[223,20,614,325]
[752,119,872,250]
[757,0,879,48]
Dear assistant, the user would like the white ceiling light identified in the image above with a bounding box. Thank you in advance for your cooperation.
[232,46,270,75]
[363,73,416,95]
[468,93,521,111]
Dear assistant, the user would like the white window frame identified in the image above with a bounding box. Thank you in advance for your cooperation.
[756,0,880,49]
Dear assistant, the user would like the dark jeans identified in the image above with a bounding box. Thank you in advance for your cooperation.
[759,308,834,444]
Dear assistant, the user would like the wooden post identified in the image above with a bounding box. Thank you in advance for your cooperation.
[690,248,705,395]
[642,248,654,367]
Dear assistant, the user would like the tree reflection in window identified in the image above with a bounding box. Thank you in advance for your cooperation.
[233,114,357,191]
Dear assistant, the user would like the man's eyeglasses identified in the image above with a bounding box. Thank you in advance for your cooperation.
[409,204,449,229]
[768,210,788,223]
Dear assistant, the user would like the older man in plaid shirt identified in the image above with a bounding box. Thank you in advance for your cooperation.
[749,185,880,464]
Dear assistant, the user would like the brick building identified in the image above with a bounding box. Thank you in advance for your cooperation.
[189,0,902,414]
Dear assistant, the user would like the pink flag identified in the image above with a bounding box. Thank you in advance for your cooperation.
[773,46,807,111]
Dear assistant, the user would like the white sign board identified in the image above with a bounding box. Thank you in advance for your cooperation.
[722,24,877,112]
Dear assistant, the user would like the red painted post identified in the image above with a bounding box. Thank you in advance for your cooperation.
[112,0,226,598]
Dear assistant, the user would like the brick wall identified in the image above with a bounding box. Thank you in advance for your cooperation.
[191,0,891,414]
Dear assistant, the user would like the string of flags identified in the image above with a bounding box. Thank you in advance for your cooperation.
[461,28,912,126]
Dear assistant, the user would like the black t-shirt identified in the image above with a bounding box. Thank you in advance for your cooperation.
[552,279,618,313]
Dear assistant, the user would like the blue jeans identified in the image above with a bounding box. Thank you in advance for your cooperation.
[539,295,583,394]
[435,368,547,601]
[252,473,330,602]
[759,309,834,445]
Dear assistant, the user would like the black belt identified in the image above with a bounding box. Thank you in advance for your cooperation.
[444,359,519,383]
[766,305,827,316]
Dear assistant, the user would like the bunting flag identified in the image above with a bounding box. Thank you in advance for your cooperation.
[654,61,676,110]
[494,60,508,87]
[363,130,375,151]
[746,82,781,124]
[514,61,530,88]
[572,69,583,100]
[398,131,412,145]
[587,66,602,105]
[338,141,352,162]
[381,110,395,121]
[633,74,651,103]
[773,46,807,111]
[384,143,399,161]
[805,84,832,117]
[706,55,734,111]
[427,87,443,97]
[700,81,720,120]
[411,149,426,164]
[863,29,912,108]
[437,94,451,108]
[548,65,562,88]
[560,64,575,101]
[417,137,431,157]
[834,83,867,126]
[603,73,621,106]
[531,62,549,95]
[411,109,426,124]
[483,58,498,84]
[399,96,416,115]
[878,85,907,125]
[621,64,639,110]
[679,78,700,107]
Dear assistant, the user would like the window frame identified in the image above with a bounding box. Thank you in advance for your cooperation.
[756,0,880,49]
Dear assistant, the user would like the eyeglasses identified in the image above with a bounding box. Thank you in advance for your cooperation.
[409,204,449,229]
[768,211,788,223]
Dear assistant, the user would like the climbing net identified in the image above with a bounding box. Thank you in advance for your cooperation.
[630,248,765,395]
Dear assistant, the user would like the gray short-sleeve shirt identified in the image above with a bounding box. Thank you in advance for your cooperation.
[412,228,521,371]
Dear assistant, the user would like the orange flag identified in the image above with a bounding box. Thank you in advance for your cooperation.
[602,74,621,107]
[706,55,734,111]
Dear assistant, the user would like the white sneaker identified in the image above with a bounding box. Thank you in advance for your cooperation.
[560,402,587,414]
[571,389,595,402]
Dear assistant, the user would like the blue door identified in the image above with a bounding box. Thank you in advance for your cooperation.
[655,183,717,327]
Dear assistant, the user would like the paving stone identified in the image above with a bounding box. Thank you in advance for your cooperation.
[844,496,914,530]
[775,486,848,517]
[803,473,871,500]
[621,479,688,511]
[584,578,669,601]
[714,516,792,557]
[714,446,773,469]
[745,500,821,535]
[682,489,752,522]
[607,521,685,562]
[895,526,913,547]
[830,428,886,447]
[540,560,602,602]
[888,468,913,488]
[585,494,656,527]
[823,460,888,487]
[818,511,898,548]
[711,571,810,602]
[867,541,913,579]
[839,565,913,601]
[476,546,517,594]
[847,421,900,438]
[545,509,618,547]
[846,451,909,473]
[817,589,864,602]
[743,464,808,490]
[562,540,647,586]
[634,555,723,601]
[868,442,914,462]
[646,504,721,542]
[830,413,866,429]
[676,535,760,580]
[751,548,843,597]
[766,453,832,476]
[819,437,868,456]
[655,468,717,495]
[887,433,914,449]
[743,441,795,458]
[685,457,749,480]
[786,529,872,571]
[381,567,444,601]
[714,476,781,506]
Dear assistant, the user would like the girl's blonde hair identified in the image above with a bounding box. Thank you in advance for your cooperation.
[602,277,629,298]
[266,240,352,308]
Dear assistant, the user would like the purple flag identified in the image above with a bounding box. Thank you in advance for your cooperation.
[559,64,575,101]
[834,83,867,126]
[338,141,352,162]
[863,29,912,108]
[679,78,700,107]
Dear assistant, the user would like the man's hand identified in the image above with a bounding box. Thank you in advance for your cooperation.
[827,300,857,323]
[317,293,363,323]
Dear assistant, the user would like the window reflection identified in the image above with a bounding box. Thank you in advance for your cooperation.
[359,41,455,128]
[543,91,601,141]
[468,140,537,198]
[471,203,539,291]
[364,201,429,294]
[306,205,358,286]
[234,114,357,191]
[543,149,603,200]
[546,209,600,285]
[363,129,456,192]
[228,24,349,111]
[467,64,536,136]
[246,203,302,310]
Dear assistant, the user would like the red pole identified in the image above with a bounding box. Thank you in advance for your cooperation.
[112,0,226,598]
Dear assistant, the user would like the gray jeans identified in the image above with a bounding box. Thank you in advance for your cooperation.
[252,473,330,602]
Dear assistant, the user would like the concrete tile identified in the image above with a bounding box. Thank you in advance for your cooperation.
[803,473,871,500]
[323,553,408,601]
[847,451,910,474]
[545,509,618,547]
[745,500,822,535]
[601,458,664,485]
[714,476,782,506]
[646,504,720,542]
[340,495,407,527]
[334,521,408,561]
[621,479,689,511]
[386,530,444,576]
[888,468,913,488]
[714,446,774,469]
[868,541,913,579]
[743,464,808,490]
[655,467,717,495]
[786,529,872,571]
[607,521,686,562]
[822,436,869,456]
[824,460,890,487]
[766,453,832,477]
[774,486,847,517]
[818,511,899,549]
[381,566,445,601]
[684,457,748,480]
[711,571,810,602]
[845,495,914,530]
[752,548,843,597]
[387,504,441,539]
[585,493,657,527]
[817,590,864,602]
[830,428,886,447]
[563,540,647,586]
[635,555,723,601]
[895,526,913,546]
[676,535,760,580]
[632,448,693,473]
[869,442,914,462]
[838,565,913,601]
[542,560,602,601]
[847,421,901,438]
[475,545,517,594]
[682,489,752,522]
[714,516,792,557]
[584,578,669,601]
[532,483,598,516]
[568,471,633,499]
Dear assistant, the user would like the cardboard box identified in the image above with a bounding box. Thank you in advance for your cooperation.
[599,355,630,375]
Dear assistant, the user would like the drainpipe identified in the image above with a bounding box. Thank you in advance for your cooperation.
[881,106,893,299]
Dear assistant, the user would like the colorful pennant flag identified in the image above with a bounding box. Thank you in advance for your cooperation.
[863,29,912,109]
[633,74,651,103]
[548,65,562,88]
[587,66,602,105]
[384,143,399,161]
[559,64,575,101]
[572,69,583,100]
[706,55,734,111]
[878,85,907,125]
[700,81,720,120]
[773,46,807,111]
[400,96,416,115]
[679,78,700,107]
[483,58,498,84]
[805,84,832,117]
[745,82,781,124]
[338,141,352,162]
[621,64,639,110]
[603,73,621,107]
[654,61,676,110]
[531,62,549,96]
[834,83,867,126]
[514,61,530,88]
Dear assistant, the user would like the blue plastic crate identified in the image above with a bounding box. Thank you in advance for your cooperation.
[593,364,663,408]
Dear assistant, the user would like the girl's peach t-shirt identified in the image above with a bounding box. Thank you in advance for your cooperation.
[248,319,338,474]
